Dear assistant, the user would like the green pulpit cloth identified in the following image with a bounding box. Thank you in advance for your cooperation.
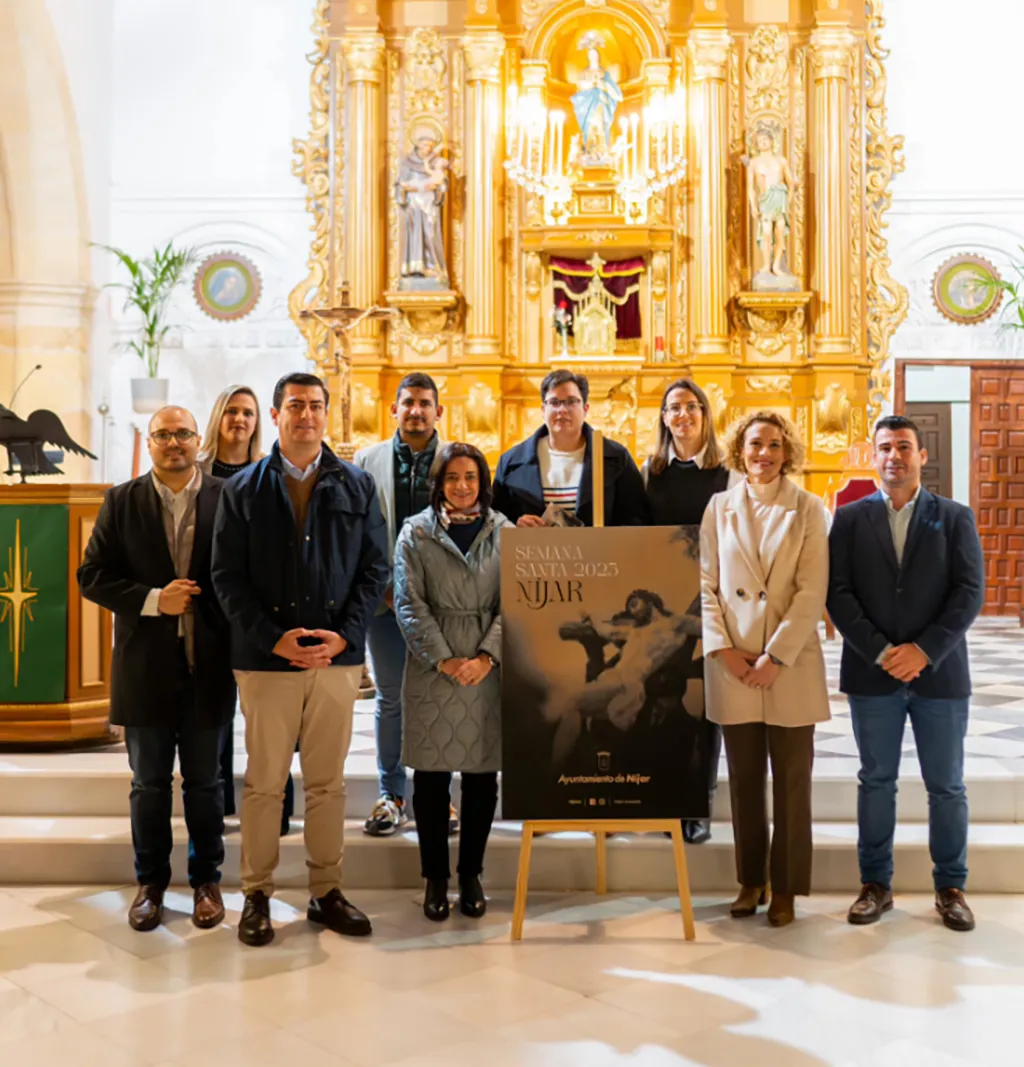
[0,505,68,703]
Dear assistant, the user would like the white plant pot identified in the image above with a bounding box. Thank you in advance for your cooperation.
[130,377,169,414]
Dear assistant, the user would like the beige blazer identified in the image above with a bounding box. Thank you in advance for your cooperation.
[700,477,830,728]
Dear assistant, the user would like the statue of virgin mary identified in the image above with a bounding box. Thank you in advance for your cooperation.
[571,31,623,163]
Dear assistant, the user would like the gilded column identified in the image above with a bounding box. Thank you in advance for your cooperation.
[462,32,505,361]
[688,30,732,359]
[341,32,386,360]
[809,27,856,359]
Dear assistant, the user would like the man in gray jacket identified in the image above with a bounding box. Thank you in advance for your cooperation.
[355,372,452,836]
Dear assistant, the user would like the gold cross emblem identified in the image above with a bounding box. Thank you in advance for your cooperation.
[0,520,39,687]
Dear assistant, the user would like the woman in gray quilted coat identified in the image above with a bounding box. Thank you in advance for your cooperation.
[393,442,511,922]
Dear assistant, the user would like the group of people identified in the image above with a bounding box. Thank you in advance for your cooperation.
[77,364,985,942]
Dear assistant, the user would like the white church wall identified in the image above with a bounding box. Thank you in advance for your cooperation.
[886,0,1024,372]
[99,0,315,480]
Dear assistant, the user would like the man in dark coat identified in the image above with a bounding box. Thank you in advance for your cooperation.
[492,370,650,528]
[828,415,984,932]
[78,405,235,932]
[212,372,388,947]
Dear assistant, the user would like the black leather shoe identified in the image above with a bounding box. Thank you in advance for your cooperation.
[128,885,164,932]
[424,879,450,922]
[847,883,894,926]
[238,890,275,946]
[936,888,975,932]
[683,819,712,845]
[458,876,487,918]
[308,888,373,936]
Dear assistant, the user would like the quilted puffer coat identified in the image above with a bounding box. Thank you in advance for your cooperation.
[393,507,511,773]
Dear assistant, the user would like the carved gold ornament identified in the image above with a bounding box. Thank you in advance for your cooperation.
[813,383,852,453]
[864,0,910,423]
[404,29,447,115]
[747,375,792,394]
[465,383,500,455]
[341,34,386,82]
[703,383,730,436]
[745,26,789,115]
[734,291,812,361]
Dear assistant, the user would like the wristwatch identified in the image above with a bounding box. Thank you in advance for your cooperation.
[480,652,498,668]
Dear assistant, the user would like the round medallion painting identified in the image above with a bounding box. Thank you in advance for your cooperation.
[932,254,1002,326]
[193,253,262,321]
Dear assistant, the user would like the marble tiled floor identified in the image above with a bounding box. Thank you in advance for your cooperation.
[1,886,1024,1066]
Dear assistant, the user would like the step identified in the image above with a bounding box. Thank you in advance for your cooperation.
[2,816,1023,892]
[1,753,1022,823]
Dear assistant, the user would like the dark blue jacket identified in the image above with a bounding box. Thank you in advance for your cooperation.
[826,489,984,699]
[211,443,388,671]
[492,423,650,527]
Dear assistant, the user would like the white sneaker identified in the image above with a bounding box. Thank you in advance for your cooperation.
[363,794,408,836]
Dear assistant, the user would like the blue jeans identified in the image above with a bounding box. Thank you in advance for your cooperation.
[125,723,225,890]
[367,608,408,799]
[849,690,969,891]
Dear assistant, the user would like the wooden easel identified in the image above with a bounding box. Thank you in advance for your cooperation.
[510,818,697,941]
[508,432,697,942]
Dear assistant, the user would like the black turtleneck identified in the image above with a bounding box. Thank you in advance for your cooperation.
[646,459,729,526]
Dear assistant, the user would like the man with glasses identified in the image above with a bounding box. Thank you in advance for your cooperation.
[212,372,388,946]
[493,369,649,528]
[79,406,235,932]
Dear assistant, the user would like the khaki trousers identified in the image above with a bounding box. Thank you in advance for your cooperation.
[722,722,816,897]
[235,666,361,898]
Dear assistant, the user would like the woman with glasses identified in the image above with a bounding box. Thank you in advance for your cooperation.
[700,411,830,927]
[197,386,297,834]
[642,378,740,846]
[393,442,510,921]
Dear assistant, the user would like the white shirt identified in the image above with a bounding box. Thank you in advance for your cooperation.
[281,449,323,483]
[141,469,202,617]
[538,436,586,515]
[880,485,921,565]
[670,443,744,488]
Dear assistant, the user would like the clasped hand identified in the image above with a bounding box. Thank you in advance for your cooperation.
[716,648,781,690]
[272,628,347,670]
[881,643,927,683]
[158,579,199,616]
[439,655,493,687]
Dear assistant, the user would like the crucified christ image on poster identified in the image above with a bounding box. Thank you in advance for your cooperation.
[501,525,710,820]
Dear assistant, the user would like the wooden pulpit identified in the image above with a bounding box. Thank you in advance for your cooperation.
[0,485,113,744]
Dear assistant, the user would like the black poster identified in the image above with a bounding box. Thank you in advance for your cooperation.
[501,525,710,821]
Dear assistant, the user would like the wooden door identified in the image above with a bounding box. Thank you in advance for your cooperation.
[906,402,952,499]
[971,368,1024,616]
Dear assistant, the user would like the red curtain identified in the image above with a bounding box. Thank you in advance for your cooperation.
[551,257,644,340]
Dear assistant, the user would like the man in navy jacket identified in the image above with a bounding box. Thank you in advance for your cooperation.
[213,372,388,946]
[492,370,650,528]
[827,415,984,932]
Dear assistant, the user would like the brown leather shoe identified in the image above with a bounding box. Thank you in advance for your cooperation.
[128,885,164,931]
[847,883,893,925]
[935,888,975,932]
[767,894,796,927]
[192,883,225,929]
[729,885,767,918]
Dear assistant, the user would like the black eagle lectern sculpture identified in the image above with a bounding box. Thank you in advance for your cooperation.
[0,404,98,482]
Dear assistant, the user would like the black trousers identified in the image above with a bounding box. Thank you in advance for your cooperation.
[413,770,498,881]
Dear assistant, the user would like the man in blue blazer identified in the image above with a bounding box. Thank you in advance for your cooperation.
[827,415,984,931]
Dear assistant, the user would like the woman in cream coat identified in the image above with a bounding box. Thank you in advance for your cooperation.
[700,410,830,927]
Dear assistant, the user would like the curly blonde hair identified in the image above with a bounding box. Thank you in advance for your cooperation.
[724,410,805,475]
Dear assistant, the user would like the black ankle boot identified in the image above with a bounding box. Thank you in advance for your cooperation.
[459,876,486,918]
[423,878,450,921]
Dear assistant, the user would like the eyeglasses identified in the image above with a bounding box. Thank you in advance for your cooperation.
[545,398,583,411]
[664,402,703,417]
[150,429,199,445]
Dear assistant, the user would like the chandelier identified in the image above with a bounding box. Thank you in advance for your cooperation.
[504,86,687,226]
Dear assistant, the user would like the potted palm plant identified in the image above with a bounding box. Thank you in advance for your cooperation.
[100,242,199,413]
[968,251,1024,333]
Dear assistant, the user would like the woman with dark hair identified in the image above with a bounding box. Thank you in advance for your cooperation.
[642,378,739,845]
[393,443,511,921]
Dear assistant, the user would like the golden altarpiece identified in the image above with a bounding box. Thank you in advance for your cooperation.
[288,0,908,496]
